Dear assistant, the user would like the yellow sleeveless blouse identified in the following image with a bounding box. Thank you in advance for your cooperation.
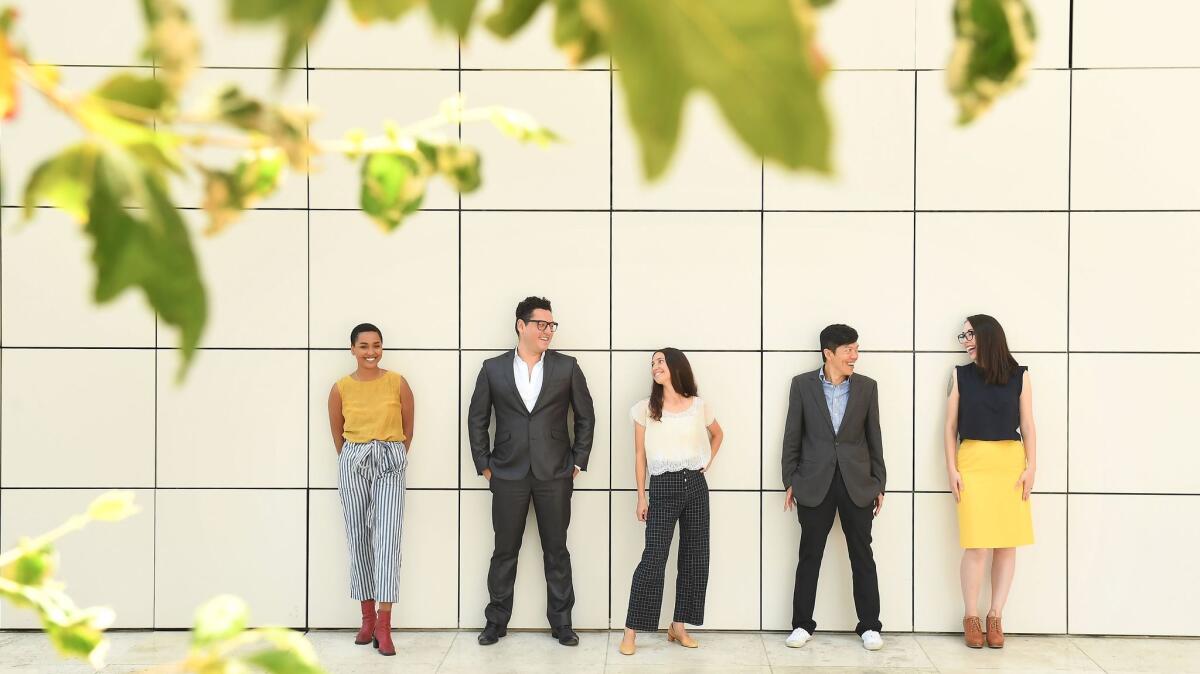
[337,370,406,443]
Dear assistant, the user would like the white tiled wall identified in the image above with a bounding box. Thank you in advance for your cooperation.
[2,1,1197,636]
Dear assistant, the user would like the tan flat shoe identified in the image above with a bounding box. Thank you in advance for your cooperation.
[667,625,698,648]
[618,638,636,656]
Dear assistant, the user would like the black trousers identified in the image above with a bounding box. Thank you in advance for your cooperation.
[625,469,710,631]
[485,473,574,628]
[792,466,882,635]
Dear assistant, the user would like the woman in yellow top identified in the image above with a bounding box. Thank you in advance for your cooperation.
[327,323,415,657]
[944,314,1036,650]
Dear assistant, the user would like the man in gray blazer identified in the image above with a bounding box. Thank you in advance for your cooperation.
[468,296,595,647]
[781,324,886,651]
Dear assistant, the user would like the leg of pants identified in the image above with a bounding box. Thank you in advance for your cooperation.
[485,474,533,627]
[626,472,685,631]
[672,471,710,626]
[531,476,575,628]
[791,475,838,633]
[339,440,408,603]
[834,473,882,635]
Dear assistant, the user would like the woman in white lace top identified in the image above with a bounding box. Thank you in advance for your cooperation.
[619,348,724,656]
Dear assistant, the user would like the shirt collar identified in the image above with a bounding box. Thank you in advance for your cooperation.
[819,366,850,386]
[514,349,546,366]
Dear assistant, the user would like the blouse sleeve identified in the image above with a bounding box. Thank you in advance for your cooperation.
[702,398,716,425]
[630,399,649,426]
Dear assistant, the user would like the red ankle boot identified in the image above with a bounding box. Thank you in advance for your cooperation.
[373,609,395,656]
[355,600,375,645]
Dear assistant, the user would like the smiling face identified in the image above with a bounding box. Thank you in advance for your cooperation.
[960,320,977,361]
[517,308,555,355]
[650,352,671,387]
[352,331,383,370]
[822,342,859,380]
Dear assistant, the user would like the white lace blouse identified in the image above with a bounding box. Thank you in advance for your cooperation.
[629,396,716,476]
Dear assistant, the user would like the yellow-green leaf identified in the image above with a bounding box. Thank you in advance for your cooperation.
[488,107,558,146]
[484,0,544,37]
[595,0,831,179]
[429,0,480,37]
[347,0,420,22]
[89,149,206,373]
[553,0,604,65]
[947,0,1037,124]
[192,595,249,647]
[0,542,56,586]
[140,0,200,93]
[91,73,171,122]
[23,144,98,223]
[86,491,140,522]
[227,0,332,71]
[361,153,425,231]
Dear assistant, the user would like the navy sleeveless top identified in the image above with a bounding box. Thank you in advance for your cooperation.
[956,363,1027,442]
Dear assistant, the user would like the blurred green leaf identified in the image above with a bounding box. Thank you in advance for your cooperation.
[228,0,332,71]
[205,85,311,169]
[484,0,544,36]
[88,149,206,371]
[202,149,287,233]
[947,0,1036,124]
[361,153,425,230]
[140,0,200,93]
[553,0,604,65]
[242,628,324,674]
[347,0,420,22]
[0,542,55,586]
[429,0,480,37]
[23,144,98,222]
[86,491,141,523]
[596,0,831,179]
[93,73,171,113]
[488,107,558,146]
[192,595,249,647]
[436,144,481,192]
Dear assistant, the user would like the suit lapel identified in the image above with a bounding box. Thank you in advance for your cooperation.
[808,371,836,436]
[503,349,529,416]
[529,350,556,415]
[838,375,863,438]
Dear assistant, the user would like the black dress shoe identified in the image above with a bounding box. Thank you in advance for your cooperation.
[478,621,507,645]
[551,625,579,646]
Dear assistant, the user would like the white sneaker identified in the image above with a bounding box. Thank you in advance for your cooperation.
[785,627,811,648]
[861,630,883,651]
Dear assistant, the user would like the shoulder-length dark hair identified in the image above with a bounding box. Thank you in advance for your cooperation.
[967,314,1019,385]
[648,348,698,421]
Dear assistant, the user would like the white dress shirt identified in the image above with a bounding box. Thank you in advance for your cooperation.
[513,350,545,412]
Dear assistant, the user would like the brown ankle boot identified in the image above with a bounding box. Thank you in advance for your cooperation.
[963,616,984,648]
[355,600,375,645]
[374,609,395,656]
[986,615,1005,648]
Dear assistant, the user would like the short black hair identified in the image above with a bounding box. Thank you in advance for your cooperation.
[819,324,858,362]
[350,323,382,345]
[514,296,552,335]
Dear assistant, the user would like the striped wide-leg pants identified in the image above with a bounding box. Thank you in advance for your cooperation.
[338,439,408,603]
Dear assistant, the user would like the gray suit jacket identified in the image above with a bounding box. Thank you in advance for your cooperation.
[780,368,886,508]
[468,349,595,481]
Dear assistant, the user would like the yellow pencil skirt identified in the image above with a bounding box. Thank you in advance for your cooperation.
[956,439,1034,549]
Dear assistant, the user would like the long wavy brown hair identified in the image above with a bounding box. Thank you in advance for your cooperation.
[648,348,699,421]
[967,314,1019,385]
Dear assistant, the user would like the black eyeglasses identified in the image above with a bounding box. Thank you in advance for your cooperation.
[956,329,976,343]
[522,320,559,333]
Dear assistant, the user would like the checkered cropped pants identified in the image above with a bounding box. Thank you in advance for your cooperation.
[625,468,710,631]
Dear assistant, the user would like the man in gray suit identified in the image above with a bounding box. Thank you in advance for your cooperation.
[781,324,886,651]
[468,296,595,647]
